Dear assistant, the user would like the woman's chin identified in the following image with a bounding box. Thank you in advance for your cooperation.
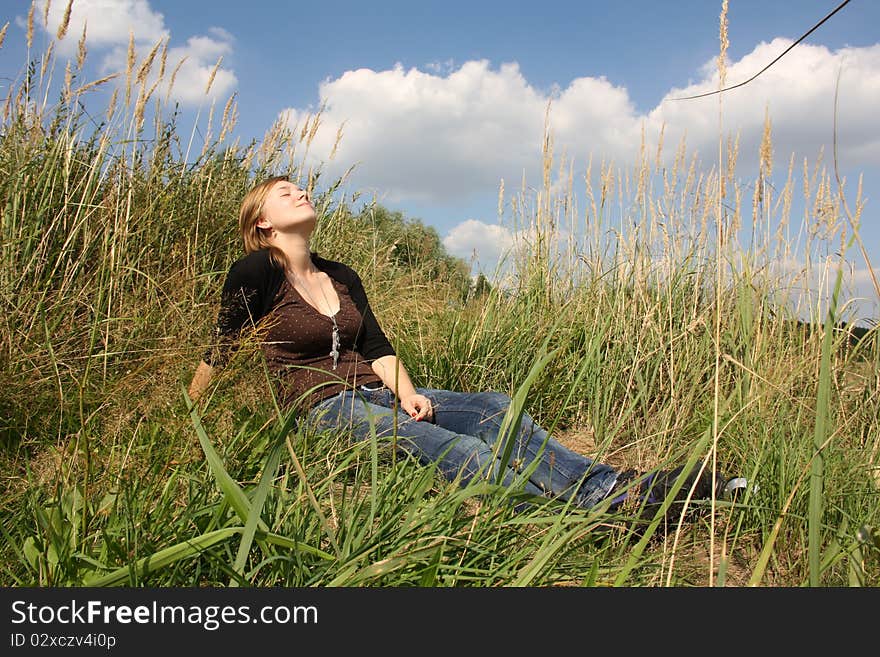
[292,213,317,231]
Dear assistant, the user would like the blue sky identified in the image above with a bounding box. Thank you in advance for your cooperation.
[2,0,879,322]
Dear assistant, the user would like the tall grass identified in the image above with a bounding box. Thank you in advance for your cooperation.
[1,2,878,587]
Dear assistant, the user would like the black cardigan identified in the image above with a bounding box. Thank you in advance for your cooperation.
[204,249,395,366]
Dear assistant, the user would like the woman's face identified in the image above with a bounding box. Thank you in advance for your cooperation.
[257,180,316,234]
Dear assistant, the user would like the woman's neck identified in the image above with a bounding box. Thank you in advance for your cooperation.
[271,232,315,277]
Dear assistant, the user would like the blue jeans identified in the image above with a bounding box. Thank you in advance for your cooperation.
[307,386,619,509]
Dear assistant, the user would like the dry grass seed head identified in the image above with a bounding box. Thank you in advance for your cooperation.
[166,56,186,103]
[655,122,666,169]
[3,86,12,121]
[124,30,135,106]
[732,178,743,234]
[220,93,235,131]
[718,0,729,88]
[105,87,118,122]
[136,39,163,85]
[134,81,147,131]
[74,73,118,97]
[159,39,168,79]
[40,41,54,79]
[760,108,773,178]
[307,111,321,146]
[26,1,35,50]
[219,94,238,143]
[56,0,73,41]
[76,22,87,70]
[329,121,344,161]
[63,60,72,103]
[498,177,505,218]
[204,56,222,96]
[727,133,739,189]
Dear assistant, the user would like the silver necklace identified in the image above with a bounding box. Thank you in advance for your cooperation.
[289,270,340,369]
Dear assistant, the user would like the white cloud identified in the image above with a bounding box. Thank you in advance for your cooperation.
[647,39,880,170]
[98,31,237,104]
[35,0,237,105]
[37,0,167,51]
[442,218,576,282]
[766,256,879,324]
[442,219,516,268]
[852,265,879,290]
[441,219,878,322]
[282,60,547,202]
[424,59,457,75]
[159,33,237,104]
[281,40,880,206]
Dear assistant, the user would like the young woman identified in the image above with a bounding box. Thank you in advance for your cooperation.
[188,176,738,520]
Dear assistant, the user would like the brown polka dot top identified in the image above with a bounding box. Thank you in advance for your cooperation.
[261,276,384,410]
[206,250,395,412]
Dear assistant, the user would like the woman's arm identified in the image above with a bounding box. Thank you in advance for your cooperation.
[370,354,433,421]
[189,251,280,405]
[339,262,429,419]
[188,361,214,402]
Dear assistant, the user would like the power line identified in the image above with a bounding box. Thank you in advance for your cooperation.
[671,0,852,101]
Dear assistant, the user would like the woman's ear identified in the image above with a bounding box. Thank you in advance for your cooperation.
[256,216,272,230]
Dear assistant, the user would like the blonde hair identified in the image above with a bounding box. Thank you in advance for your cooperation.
[238,175,289,269]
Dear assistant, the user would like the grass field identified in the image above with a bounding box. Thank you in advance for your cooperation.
[1,5,878,587]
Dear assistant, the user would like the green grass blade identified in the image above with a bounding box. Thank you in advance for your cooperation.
[257,531,335,560]
[809,255,848,587]
[184,387,269,533]
[494,347,560,479]
[230,437,285,585]
[511,520,597,586]
[83,527,244,587]
[613,426,713,586]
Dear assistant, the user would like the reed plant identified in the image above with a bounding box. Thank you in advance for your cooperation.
[1,1,877,587]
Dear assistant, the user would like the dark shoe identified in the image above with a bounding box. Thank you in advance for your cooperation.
[608,463,730,531]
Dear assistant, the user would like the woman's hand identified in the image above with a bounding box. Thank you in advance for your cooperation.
[188,361,214,403]
[400,393,433,422]
[371,355,433,421]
